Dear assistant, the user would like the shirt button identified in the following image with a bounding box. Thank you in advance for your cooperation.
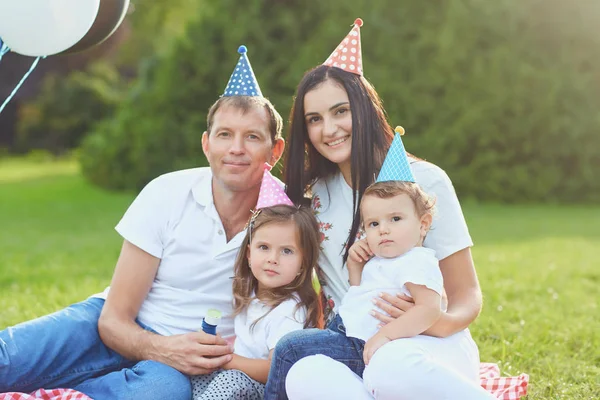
[218,229,223,235]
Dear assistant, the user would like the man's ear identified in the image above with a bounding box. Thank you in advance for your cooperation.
[420,213,433,237]
[269,138,285,166]
[201,131,209,157]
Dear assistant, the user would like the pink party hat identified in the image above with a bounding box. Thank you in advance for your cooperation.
[323,18,363,76]
[256,163,294,209]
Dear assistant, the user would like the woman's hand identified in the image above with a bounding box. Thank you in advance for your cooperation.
[371,288,449,326]
[371,292,415,325]
[371,290,448,337]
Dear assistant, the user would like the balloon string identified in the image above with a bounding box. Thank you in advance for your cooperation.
[0,43,9,61]
[0,55,44,114]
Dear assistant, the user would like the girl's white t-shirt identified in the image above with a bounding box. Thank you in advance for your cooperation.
[339,247,443,341]
[234,297,307,360]
[311,160,473,315]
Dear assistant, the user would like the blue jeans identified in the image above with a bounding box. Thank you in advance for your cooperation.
[263,314,365,400]
[0,298,191,400]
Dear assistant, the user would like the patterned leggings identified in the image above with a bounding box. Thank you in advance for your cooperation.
[191,370,265,400]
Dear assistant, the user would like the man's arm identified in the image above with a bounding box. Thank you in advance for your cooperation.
[98,240,233,375]
[222,352,273,384]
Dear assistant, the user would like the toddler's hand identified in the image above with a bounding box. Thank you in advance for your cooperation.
[348,239,373,267]
[363,332,391,365]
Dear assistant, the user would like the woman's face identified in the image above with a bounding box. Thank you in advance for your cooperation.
[303,79,353,169]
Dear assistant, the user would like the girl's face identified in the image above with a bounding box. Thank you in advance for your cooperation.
[247,220,303,295]
[304,79,353,171]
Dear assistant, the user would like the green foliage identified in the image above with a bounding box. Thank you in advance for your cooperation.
[368,0,600,203]
[81,0,337,189]
[15,63,124,155]
[81,0,600,202]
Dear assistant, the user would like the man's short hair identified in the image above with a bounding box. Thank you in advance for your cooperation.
[206,96,283,144]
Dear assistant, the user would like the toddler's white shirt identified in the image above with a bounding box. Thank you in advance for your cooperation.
[339,247,443,341]
[311,160,473,315]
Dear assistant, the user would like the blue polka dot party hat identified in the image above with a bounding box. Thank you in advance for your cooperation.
[376,126,416,183]
[223,45,262,97]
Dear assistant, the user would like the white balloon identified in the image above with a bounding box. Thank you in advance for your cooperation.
[0,0,100,57]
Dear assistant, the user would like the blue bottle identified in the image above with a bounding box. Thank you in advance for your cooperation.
[201,309,222,335]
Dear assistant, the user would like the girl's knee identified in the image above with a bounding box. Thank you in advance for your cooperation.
[272,328,321,364]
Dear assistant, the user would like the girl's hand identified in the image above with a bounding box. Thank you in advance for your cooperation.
[348,239,373,268]
[363,332,391,365]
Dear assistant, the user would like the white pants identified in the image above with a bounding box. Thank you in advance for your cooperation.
[285,330,496,400]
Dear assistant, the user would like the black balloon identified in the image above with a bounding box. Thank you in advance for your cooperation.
[61,0,129,54]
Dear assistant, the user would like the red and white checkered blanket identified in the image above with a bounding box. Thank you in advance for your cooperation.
[0,363,529,400]
[479,363,529,399]
[0,389,91,400]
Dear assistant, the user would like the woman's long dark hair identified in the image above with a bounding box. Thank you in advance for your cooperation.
[284,65,394,263]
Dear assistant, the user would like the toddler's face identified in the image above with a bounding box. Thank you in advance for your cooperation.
[361,193,427,259]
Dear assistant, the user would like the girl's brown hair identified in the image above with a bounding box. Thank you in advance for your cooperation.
[232,205,324,329]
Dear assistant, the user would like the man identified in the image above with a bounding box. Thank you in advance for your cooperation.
[0,46,284,400]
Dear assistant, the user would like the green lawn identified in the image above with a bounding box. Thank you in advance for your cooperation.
[1,158,598,399]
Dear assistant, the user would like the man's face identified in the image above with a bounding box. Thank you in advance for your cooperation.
[202,104,284,193]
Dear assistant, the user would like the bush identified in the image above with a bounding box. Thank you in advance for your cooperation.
[15,63,124,155]
[369,0,600,203]
[81,0,600,202]
[80,0,337,190]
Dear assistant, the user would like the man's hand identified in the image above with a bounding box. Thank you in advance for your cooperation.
[363,332,391,365]
[156,332,234,375]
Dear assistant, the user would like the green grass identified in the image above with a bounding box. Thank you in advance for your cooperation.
[1,158,598,398]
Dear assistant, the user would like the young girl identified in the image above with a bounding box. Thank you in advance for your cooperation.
[265,19,485,400]
[190,201,323,399]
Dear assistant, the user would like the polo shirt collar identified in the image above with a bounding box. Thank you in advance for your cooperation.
[192,169,214,207]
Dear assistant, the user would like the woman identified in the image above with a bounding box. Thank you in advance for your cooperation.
[264,19,486,399]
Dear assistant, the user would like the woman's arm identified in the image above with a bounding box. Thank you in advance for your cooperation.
[378,283,441,339]
[431,247,482,336]
[223,351,274,384]
[98,240,233,375]
[371,247,482,338]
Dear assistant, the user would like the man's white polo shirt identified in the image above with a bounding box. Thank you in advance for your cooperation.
[92,167,245,337]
